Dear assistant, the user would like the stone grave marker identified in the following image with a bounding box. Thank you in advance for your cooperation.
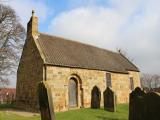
[144,92,160,120]
[91,86,101,109]
[129,87,146,120]
[38,82,55,120]
[129,87,160,120]
[103,87,116,112]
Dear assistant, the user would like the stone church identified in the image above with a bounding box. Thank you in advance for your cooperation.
[16,11,141,112]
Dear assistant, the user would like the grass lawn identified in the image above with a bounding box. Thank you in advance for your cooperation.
[0,104,128,120]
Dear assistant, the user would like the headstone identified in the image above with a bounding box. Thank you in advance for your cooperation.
[129,87,160,120]
[103,87,116,112]
[129,87,146,120]
[144,92,160,120]
[91,86,101,109]
[38,82,55,120]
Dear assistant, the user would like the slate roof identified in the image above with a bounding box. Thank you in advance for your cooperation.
[37,33,139,73]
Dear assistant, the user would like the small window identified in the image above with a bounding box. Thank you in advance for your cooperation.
[106,73,112,87]
[130,77,134,90]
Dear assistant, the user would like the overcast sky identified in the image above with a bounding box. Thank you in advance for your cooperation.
[2,0,160,87]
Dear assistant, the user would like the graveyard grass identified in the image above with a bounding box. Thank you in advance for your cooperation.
[0,104,128,120]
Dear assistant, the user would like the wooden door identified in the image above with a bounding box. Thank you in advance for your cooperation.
[69,78,78,107]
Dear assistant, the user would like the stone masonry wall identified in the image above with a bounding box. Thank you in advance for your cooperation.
[45,66,141,112]
[128,71,141,88]
[45,66,106,112]
[16,36,43,112]
[111,71,141,103]
[111,73,131,103]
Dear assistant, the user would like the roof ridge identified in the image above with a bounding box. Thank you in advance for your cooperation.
[39,32,117,54]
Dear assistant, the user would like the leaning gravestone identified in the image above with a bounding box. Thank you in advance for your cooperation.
[38,82,55,120]
[103,87,116,112]
[129,87,146,120]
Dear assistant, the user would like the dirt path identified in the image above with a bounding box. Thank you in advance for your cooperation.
[0,109,40,117]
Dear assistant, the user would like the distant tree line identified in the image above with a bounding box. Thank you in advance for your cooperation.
[141,73,160,89]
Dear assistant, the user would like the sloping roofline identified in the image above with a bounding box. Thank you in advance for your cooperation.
[35,33,139,74]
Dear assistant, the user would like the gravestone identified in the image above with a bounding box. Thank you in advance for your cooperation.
[103,87,116,112]
[38,82,55,120]
[91,86,101,109]
[144,92,160,120]
[129,87,160,120]
[129,87,146,120]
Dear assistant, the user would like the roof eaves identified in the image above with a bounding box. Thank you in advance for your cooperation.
[43,62,129,74]
[34,34,46,63]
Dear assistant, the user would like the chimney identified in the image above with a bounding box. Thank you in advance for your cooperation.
[27,10,38,37]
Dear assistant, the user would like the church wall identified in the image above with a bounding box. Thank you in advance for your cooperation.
[16,36,43,112]
[128,71,141,88]
[45,66,140,112]
[45,66,106,112]
[111,71,141,104]
[111,73,131,103]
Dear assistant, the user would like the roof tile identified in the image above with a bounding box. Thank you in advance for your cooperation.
[37,33,139,73]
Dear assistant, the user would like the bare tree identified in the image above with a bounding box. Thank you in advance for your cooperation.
[152,74,160,88]
[140,73,160,89]
[141,73,153,89]
[0,4,26,87]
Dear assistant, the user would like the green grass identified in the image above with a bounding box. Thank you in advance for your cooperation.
[0,104,128,120]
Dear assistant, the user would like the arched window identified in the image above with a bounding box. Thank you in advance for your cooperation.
[106,73,112,87]
[130,77,134,90]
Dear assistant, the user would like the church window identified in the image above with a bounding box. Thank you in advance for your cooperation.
[130,77,134,90]
[106,73,112,87]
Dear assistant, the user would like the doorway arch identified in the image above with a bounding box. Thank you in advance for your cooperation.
[69,77,78,107]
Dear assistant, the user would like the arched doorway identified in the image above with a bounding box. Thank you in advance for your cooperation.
[91,86,101,109]
[69,77,78,107]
